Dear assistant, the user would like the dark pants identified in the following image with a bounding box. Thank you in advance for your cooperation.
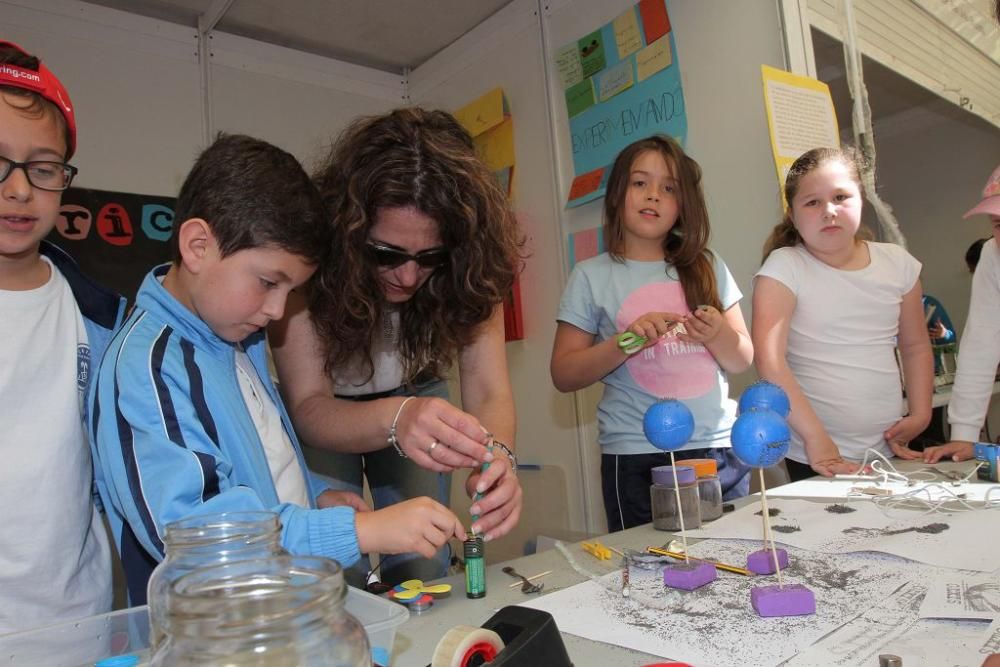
[601,448,751,533]
[785,458,816,482]
[911,406,948,451]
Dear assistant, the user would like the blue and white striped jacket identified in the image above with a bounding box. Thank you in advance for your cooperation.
[89,264,360,604]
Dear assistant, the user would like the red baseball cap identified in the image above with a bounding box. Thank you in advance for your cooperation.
[0,40,77,158]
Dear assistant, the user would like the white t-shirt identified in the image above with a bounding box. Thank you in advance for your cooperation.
[0,258,111,633]
[755,242,921,463]
[333,310,405,396]
[235,349,311,507]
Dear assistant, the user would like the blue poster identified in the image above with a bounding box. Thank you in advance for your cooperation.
[556,1,687,208]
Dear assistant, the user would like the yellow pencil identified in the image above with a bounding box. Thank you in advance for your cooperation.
[646,547,754,576]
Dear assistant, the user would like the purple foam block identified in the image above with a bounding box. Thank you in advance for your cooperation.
[746,548,790,575]
[751,584,816,617]
[663,561,717,590]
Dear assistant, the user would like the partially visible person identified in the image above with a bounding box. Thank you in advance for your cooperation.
[753,147,933,480]
[0,41,125,633]
[967,237,989,274]
[925,165,1000,464]
[923,294,955,345]
[550,134,753,533]
[90,133,465,604]
[270,108,523,584]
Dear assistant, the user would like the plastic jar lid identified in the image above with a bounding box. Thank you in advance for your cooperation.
[681,458,718,477]
[651,465,696,486]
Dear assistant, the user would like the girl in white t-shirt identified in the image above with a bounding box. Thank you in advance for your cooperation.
[753,147,933,480]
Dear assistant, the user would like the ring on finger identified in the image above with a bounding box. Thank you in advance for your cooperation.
[428,440,440,454]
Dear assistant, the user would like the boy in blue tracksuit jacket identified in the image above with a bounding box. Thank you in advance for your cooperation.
[90,134,466,604]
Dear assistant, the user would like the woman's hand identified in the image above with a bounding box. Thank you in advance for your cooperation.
[463,450,521,541]
[393,397,493,472]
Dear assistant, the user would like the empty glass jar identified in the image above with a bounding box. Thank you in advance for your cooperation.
[147,511,286,652]
[151,555,370,666]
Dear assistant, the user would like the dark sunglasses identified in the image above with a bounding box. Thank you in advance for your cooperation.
[366,241,449,269]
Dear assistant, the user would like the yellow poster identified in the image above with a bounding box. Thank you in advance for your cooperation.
[760,65,839,195]
[455,87,516,197]
[453,87,505,137]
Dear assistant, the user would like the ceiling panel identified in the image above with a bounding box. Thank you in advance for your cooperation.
[81,0,513,73]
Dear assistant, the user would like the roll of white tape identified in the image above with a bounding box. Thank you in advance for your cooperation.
[431,625,506,667]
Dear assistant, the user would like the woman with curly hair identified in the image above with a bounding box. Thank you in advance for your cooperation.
[271,107,524,584]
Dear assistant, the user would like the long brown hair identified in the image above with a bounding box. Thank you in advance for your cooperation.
[309,108,525,381]
[761,146,867,262]
[603,135,721,311]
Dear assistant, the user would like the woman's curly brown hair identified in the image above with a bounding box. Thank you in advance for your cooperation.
[310,107,526,382]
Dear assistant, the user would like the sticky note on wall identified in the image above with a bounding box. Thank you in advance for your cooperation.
[613,8,643,60]
[639,0,671,44]
[565,78,596,118]
[636,35,671,82]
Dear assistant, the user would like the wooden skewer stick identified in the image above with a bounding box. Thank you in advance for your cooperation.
[669,451,690,563]
[506,570,553,588]
[759,468,784,587]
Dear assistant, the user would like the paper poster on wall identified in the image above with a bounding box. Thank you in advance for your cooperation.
[760,65,840,197]
[455,88,524,341]
[49,187,174,302]
[567,226,606,270]
[556,0,687,208]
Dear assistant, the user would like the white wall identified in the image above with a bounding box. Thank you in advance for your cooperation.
[872,101,1000,336]
[3,0,403,195]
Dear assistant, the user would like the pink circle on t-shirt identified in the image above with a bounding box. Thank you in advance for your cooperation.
[618,281,717,399]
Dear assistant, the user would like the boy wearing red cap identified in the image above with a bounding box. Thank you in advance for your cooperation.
[0,42,125,632]
[925,165,1000,464]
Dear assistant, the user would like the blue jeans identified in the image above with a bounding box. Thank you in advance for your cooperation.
[302,377,452,587]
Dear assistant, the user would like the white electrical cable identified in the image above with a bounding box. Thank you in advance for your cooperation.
[833,449,997,516]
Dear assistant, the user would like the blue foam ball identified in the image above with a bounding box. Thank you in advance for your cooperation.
[643,399,695,451]
[738,380,791,418]
[730,408,791,468]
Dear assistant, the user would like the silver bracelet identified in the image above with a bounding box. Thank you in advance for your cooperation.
[387,396,416,458]
[492,440,517,475]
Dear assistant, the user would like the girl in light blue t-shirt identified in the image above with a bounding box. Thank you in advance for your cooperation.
[551,135,753,532]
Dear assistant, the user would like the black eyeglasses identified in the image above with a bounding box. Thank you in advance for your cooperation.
[0,156,77,192]
[366,241,449,269]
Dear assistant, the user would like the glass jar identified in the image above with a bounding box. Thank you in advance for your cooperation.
[683,458,724,522]
[650,465,701,531]
[147,511,286,652]
[151,555,371,667]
